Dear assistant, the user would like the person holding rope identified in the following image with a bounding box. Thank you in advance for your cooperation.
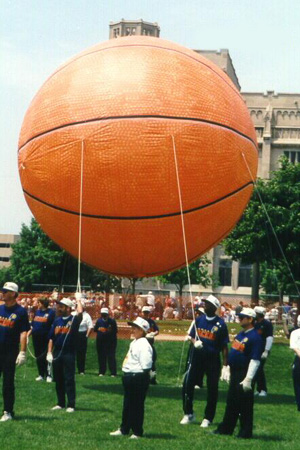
[27,297,55,382]
[110,317,153,439]
[215,307,263,439]
[180,295,229,428]
[253,306,273,397]
[289,315,300,412]
[142,306,159,385]
[0,282,30,422]
[47,297,83,412]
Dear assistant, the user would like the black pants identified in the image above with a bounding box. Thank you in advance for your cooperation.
[120,372,150,436]
[0,348,18,414]
[293,357,300,411]
[96,339,117,376]
[53,352,76,408]
[182,349,220,422]
[32,334,49,378]
[254,358,267,392]
[217,367,254,438]
[76,332,88,374]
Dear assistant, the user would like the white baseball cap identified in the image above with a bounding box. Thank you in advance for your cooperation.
[148,291,153,295]
[254,306,266,315]
[239,307,256,319]
[128,317,150,333]
[101,307,109,314]
[142,306,151,313]
[58,298,74,308]
[204,295,220,309]
[2,282,19,293]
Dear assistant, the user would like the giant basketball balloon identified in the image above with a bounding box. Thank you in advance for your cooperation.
[18,36,258,277]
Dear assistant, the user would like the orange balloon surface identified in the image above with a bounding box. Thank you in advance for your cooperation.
[18,36,258,277]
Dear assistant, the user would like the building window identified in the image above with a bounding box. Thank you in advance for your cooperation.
[113,28,120,38]
[238,263,252,287]
[284,150,300,164]
[0,243,10,248]
[0,257,10,262]
[219,260,232,286]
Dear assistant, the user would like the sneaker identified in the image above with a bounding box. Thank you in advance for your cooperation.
[79,372,85,376]
[46,377,52,383]
[200,419,211,428]
[35,376,44,381]
[51,405,64,411]
[99,374,104,377]
[258,390,267,397]
[180,414,196,425]
[110,429,124,436]
[129,434,140,439]
[66,407,75,413]
[0,412,12,422]
[111,375,116,378]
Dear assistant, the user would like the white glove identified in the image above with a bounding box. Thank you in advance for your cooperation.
[46,352,53,363]
[16,351,26,366]
[185,335,191,342]
[220,365,230,383]
[75,291,82,301]
[240,377,252,392]
[146,332,156,339]
[261,350,269,360]
[194,340,203,349]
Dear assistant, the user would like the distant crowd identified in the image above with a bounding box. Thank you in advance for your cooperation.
[2,289,297,324]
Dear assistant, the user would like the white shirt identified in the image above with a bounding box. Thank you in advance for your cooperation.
[122,337,153,373]
[290,328,300,350]
[78,311,93,333]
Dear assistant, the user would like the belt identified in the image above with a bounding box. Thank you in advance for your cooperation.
[122,372,145,377]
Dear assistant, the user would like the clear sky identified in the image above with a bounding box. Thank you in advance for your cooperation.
[1,0,299,234]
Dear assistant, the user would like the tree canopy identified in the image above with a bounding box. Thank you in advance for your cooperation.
[0,218,121,293]
[223,157,300,299]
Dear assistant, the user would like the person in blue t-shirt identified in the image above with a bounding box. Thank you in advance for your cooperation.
[28,297,55,382]
[94,307,118,377]
[0,282,30,422]
[215,307,263,439]
[253,306,273,397]
[180,295,229,428]
[142,306,159,385]
[47,297,83,412]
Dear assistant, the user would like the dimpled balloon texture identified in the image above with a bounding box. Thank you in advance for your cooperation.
[18,36,258,277]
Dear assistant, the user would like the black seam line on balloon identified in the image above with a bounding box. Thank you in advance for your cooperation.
[23,181,253,221]
[36,43,240,104]
[18,115,258,152]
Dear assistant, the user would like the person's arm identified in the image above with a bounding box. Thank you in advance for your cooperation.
[293,348,300,359]
[20,331,27,352]
[48,339,53,354]
[222,344,228,366]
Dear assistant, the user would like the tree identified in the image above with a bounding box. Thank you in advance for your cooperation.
[0,218,121,292]
[223,157,300,302]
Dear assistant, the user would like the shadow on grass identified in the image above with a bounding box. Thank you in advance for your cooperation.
[252,434,286,442]
[84,383,295,405]
[15,415,55,421]
[145,433,177,439]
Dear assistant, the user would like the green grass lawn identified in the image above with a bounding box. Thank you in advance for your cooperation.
[1,339,298,449]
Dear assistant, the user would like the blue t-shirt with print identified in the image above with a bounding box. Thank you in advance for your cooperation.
[229,328,263,369]
[0,303,30,350]
[189,315,229,355]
